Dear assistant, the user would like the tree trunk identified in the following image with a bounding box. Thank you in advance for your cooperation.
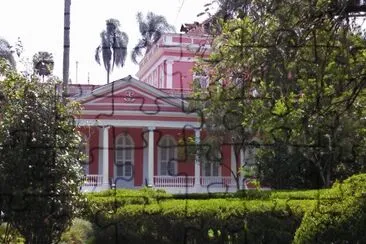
[107,70,110,84]
[62,0,71,97]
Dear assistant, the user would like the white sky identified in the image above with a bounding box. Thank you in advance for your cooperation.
[0,0,216,84]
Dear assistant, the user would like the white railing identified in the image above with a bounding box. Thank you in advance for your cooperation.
[82,174,103,186]
[200,176,236,187]
[154,176,195,187]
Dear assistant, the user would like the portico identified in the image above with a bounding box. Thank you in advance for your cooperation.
[75,76,240,193]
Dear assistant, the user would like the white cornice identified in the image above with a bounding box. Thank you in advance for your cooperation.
[75,76,189,110]
[80,110,198,118]
[76,118,202,129]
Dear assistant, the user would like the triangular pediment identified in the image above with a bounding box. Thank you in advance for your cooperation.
[77,76,189,114]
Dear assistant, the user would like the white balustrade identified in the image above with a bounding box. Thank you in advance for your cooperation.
[200,176,236,187]
[153,176,195,187]
[82,174,103,186]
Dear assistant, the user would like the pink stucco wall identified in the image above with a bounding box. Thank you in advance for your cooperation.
[172,61,195,89]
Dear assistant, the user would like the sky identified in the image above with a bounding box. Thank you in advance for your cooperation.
[0,0,217,84]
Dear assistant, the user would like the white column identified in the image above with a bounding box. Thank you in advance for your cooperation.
[102,126,110,188]
[148,127,155,186]
[240,149,245,189]
[194,129,201,189]
[166,60,173,88]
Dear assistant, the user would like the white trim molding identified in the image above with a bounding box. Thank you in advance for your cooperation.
[76,119,202,129]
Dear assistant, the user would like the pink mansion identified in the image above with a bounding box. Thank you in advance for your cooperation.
[72,29,255,193]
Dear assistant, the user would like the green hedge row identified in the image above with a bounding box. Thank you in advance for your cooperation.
[84,174,366,243]
[294,174,366,243]
[90,199,313,244]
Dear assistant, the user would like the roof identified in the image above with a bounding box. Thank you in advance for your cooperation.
[75,75,190,110]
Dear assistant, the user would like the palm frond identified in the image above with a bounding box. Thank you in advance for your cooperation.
[112,30,128,69]
[95,20,129,80]
[132,12,175,63]
[32,51,54,76]
[131,39,147,64]
[137,12,149,36]
[95,46,101,64]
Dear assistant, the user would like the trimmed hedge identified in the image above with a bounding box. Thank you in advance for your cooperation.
[84,174,366,243]
[294,174,366,243]
[83,188,172,219]
[88,197,313,243]
[173,188,341,201]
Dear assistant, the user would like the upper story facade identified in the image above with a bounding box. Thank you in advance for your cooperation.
[135,32,212,92]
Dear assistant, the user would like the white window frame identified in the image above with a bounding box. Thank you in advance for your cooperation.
[115,134,134,178]
[202,161,220,177]
[201,142,221,177]
[158,136,177,176]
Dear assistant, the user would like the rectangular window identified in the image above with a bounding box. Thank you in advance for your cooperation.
[160,161,168,175]
[116,165,123,177]
[125,161,132,177]
[203,162,220,176]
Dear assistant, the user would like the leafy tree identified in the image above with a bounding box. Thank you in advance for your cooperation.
[0,38,16,69]
[131,12,175,64]
[32,51,54,80]
[0,61,84,243]
[193,0,366,189]
[95,19,128,84]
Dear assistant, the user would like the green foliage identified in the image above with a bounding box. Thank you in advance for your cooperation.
[0,63,84,243]
[84,187,325,243]
[256,143,322,189]
[192,0,366,189]
[0,223,24,244]
[177,135,196,161]
[60,218,95,244]
[83,188,172,220]
[32,51,54,77]
[90,198,309,243]
[294,174,366,243]
[84,174,366,243]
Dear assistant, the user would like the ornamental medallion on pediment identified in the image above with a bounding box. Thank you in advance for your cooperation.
[123,90,136,103]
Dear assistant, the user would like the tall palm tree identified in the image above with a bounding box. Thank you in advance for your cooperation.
[95,19,128,84]
[63,0,71,97]
[33,51,54,81]
[131,12,175,64]
[0,38,16,68]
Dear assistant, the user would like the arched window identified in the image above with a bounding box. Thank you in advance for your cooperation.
[158,136,177,176]
[80,135,89,174]
[115,134,134,177]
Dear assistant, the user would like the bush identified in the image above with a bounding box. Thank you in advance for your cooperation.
[0,223,24,243]
[83,188,172,221]
[89,198,312,243]
[0,62,84,243]
[294,196,366,243]
[84,174,366,243]
[60,218,95,244]
[293,174,366,243]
